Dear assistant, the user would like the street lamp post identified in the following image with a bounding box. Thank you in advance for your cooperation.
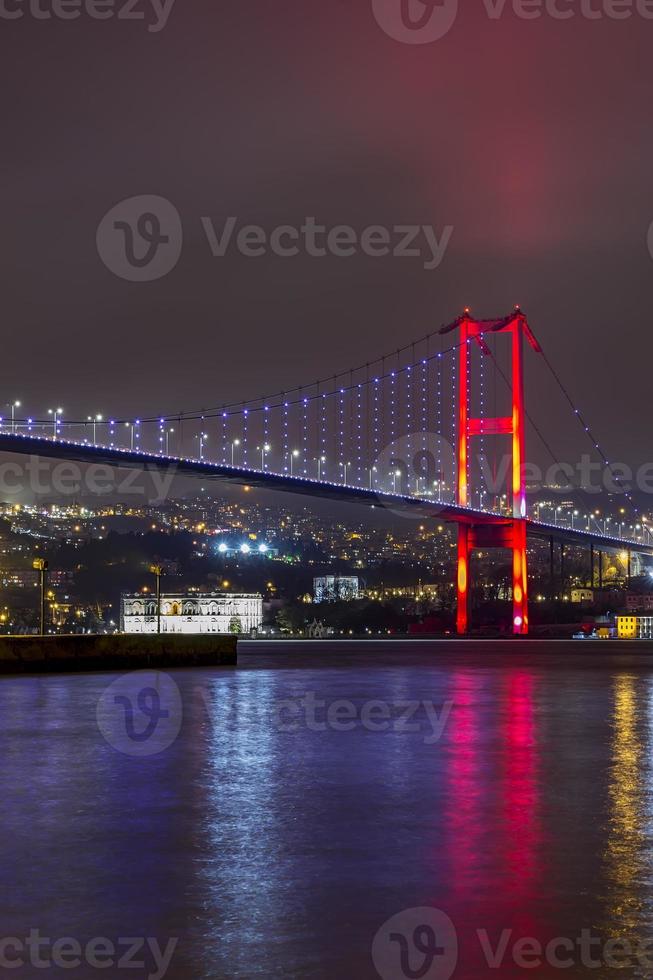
[11,401,20,434]
[150,564,163,635]
[340,461,351,485]
[87,414,103,443]
[316,455,326,480]
[32,558,48,636]
[260,443,271,470]
[231,439,240,466]
[195,432,208,460]
[48,408,63,440]
[369,465,377,489]
[290,449,299,476]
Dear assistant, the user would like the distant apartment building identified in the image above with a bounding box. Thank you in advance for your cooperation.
[617,616,653,639]
[625,594,653,612]
[313,576,359,603]
[121,592,263,634]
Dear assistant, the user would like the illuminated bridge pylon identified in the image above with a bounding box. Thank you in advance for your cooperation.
[441,308,542,636]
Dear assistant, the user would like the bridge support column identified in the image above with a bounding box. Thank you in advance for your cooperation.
[512,519,528,634]
[448,307,540,636]
[456,524,470,635]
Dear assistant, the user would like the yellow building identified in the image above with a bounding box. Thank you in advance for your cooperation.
[616,616,653,639]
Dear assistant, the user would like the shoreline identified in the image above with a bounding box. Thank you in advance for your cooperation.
[0,633,238,675]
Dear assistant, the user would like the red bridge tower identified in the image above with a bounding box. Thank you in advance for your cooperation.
[441,309,542,636]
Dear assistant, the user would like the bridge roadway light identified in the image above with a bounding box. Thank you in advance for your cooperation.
[290,449,299,476]
[197,431,208,460]
[87,414,103,443]
[48,408,63,440]
[369,465,377,489]
[231,439,240,466]
[124,421,136,451]
[10,400,20,435]
[259,443,271,470]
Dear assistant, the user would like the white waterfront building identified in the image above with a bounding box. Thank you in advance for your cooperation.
[121,592,263,634]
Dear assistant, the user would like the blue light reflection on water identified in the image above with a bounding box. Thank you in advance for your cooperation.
[2,643,653,978]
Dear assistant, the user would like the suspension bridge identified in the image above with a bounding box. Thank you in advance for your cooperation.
[1,307,650,635]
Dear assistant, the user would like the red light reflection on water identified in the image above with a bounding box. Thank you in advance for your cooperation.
[441,669,550,973]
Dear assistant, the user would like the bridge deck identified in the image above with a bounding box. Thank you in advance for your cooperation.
[0,432,650,556]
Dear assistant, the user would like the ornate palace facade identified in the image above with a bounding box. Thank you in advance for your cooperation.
[121,592,263,634]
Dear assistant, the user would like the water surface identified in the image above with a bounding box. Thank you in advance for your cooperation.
[3,640,653,978]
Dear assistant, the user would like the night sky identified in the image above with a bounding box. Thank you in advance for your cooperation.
[2,1,652,468]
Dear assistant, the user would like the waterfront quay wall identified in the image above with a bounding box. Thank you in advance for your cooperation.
[0,633,238,674]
